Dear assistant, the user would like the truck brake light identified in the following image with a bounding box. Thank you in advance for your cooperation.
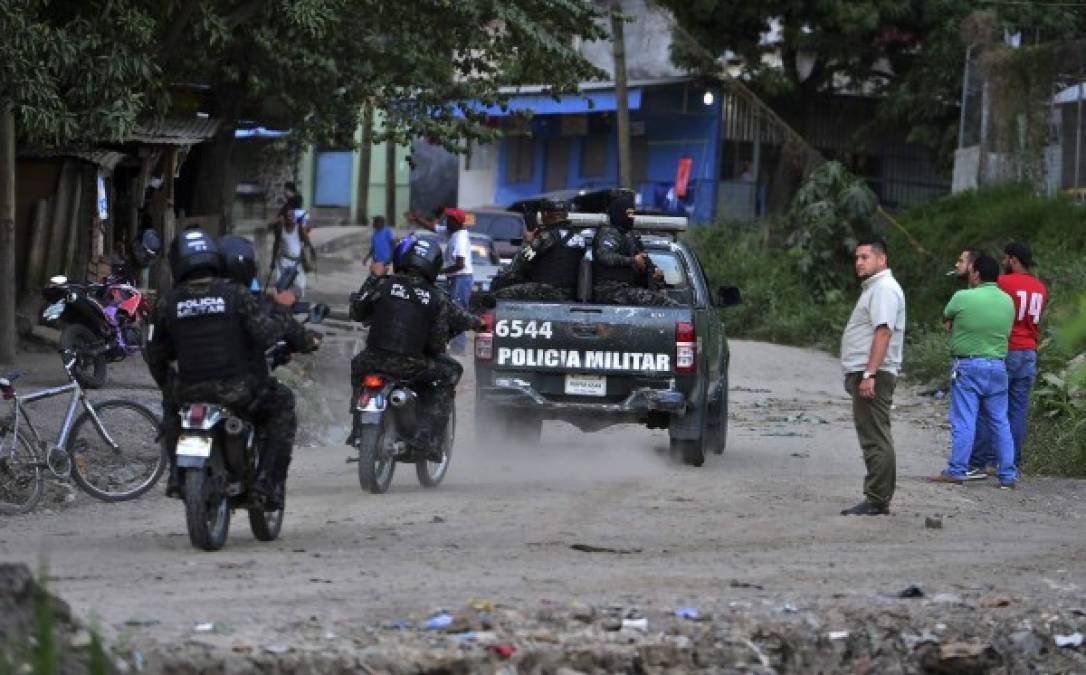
[475,311,495,360]
[676,321,696,373]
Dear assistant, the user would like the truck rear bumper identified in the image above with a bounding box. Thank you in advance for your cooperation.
[479,380,687,415]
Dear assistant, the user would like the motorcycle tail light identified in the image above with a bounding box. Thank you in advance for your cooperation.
[186,404,208,426]
[362,374,384,389]
[475,311,495,361]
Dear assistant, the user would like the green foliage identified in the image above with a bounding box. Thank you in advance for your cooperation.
[151,0,607,150]
[786,161,877,302]
[0,0,162,145]
[32,568,59,675]
[658,1,1086,164]
[688,223,850,348]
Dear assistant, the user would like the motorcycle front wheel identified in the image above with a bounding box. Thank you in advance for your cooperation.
[183,468,230,551]
[357,419,395,494]
[60,323,107,389]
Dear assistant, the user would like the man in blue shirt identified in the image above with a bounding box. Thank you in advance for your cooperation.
[368,215,394,276]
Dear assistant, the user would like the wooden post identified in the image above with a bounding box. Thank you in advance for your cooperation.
[157,147,179,292]
[612,7,632,189]
[46,163,75,278]
[0,105,16,363]
[384,138,396,227]
[22,198,53,303]
[63,170,84,280]
[357,106,373,224]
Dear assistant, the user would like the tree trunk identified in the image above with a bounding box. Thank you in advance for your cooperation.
[157,148,179,292]
[0,105,16,363]
[611,8,632,190]
[356,106,373,224]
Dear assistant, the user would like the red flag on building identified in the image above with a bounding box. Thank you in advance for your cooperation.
[675,157,693,197]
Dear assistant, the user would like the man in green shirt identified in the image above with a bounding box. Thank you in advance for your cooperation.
[931,254,1018,488]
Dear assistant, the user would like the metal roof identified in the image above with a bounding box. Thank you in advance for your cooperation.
[20,149,127,170]
[127,118,222,145]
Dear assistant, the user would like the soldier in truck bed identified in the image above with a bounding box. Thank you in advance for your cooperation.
[592,193,678,307]
[490,198,586,301]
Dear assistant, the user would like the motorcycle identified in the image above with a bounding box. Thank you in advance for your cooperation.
[176,303,329,552]
[40,230,162,389]
[353,368,457,494]
[41,276,153,389]
[350,291,493,494]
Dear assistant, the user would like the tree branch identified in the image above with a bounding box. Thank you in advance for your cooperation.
[159,1,199,57]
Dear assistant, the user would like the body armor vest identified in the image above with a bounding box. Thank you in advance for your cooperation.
[592,227,637,285]
[169,281,251,384]
[529,227,586,290]
[366,276,439,356]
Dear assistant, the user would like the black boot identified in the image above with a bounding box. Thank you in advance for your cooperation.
[165,466,182,499]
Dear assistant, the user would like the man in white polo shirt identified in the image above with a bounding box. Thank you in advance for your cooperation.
[839,235,907,516]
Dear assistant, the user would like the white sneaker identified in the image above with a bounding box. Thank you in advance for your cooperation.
[963,467,989,481]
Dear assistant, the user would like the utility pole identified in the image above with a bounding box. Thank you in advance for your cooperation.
[0,106,16,364]
[611,5,632,189]
[384,138,396,227]
[356,105,373,224]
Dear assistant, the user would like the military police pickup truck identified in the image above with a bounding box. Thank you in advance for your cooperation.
[473,214,741,466]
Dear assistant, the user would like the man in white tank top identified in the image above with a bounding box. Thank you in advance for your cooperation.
[271,209,313,298]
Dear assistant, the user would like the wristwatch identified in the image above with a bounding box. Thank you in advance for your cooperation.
[861,371,875,380]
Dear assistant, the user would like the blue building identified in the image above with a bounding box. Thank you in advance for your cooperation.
[458,77,724,224]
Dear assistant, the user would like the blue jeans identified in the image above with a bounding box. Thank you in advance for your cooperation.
[946,358,1016,483]
[448,274,473,352]
[969,350,1037,469]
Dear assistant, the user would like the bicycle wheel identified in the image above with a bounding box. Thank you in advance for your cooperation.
[69,400,165,502]
[0,428,44,515]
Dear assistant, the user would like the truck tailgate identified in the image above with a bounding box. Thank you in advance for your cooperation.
[486,301,693,404]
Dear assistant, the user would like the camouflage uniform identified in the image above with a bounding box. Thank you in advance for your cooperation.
[592,225,678,307]
[490,224,583,301]
[146,276,311,487]
[349,273,480,442]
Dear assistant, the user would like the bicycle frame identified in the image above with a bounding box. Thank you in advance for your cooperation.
[4,378,120,477]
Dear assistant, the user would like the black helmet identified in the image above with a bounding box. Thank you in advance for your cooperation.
[133,229,162,267]
[218,234,258,286]
[607,193,636,232]
[168,229,221,283]
[540,198,570,213]
[393,235,443,282]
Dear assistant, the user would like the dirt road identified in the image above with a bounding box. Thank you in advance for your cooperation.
[2,332,1085,664]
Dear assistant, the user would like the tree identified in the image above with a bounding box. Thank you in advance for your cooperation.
[0,0,160,363]
[657,0,1086,163]
[147,0,608,228]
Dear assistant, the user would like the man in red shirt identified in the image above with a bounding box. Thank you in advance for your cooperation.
[968,242,1047,476]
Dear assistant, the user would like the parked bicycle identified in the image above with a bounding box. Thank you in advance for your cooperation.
[0,350,166,514]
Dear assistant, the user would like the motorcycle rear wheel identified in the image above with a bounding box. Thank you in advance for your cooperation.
[183,468,230,551]
[60,324,108,389]
[417,408,454,488]
[357,422,395,494]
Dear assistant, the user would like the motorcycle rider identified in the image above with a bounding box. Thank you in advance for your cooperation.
[348,236,485,454]
[592,192,677,306]
[218,234,321,503]
[145,229,310,507]
[491,198,587,301]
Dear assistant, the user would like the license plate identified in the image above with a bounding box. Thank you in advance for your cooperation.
[176,435,212,458]
[564,374,606,397]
